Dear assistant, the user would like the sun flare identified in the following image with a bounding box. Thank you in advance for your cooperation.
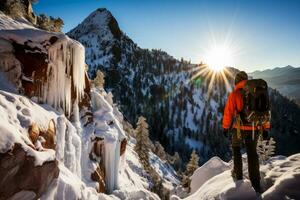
[204,45,233,72]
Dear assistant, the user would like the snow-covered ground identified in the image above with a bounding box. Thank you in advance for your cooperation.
[0,81,174,200]
[172,154,300,200]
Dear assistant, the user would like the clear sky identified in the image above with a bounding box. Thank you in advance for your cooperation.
[33,0,300,72]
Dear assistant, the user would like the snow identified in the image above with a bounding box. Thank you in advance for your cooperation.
[262,154,300,199]
[172,154,300,200]
[115,139,161,200]
[0,12,36,30]
[0,86,82,170]
[149,151,180,190]
[41,164,117,200]
[189,156,231,194]
[0,90,56,165]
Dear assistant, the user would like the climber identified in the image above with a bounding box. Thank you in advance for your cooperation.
[222,71,271,193]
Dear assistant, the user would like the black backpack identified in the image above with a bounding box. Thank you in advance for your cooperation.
[239,79,271,125]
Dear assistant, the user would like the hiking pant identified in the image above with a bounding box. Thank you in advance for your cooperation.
[231,129,260,192]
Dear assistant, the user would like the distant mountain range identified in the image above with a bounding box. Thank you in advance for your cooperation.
[250,65,300,105]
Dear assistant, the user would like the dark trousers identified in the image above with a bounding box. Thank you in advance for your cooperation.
[231,129,261,192]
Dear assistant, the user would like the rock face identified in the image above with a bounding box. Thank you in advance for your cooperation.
[29,120,56,150]
[0,143,59,200]
[120,138,127,156]
[0,12,89,116]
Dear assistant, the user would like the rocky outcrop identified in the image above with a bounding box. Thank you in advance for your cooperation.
[0,143,59,200]
[0,13,90,116]
[28,120,56,150]
[120,138,127,156]
[90,137,106,193]
[91,166,106,193]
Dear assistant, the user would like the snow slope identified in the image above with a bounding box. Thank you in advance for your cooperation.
[172,154,300,200]
[0,89,56,164]
[116,138,179,199]
[0,83,167,199]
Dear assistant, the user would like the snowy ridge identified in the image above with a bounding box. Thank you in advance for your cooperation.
[171,154,300,200]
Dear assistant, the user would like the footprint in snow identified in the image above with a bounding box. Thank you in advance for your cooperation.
[21,108,31,116]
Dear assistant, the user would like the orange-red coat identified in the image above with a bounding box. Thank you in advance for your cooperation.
[222,80,270,130]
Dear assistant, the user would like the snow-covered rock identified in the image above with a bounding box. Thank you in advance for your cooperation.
[0,11,88,116]
[189,156,231,194]
[172,154,300,200]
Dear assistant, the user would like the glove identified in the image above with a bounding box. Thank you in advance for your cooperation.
[262,130,269,140]
[223,128,229,138]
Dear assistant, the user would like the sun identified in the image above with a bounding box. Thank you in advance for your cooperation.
[204,44,233,72]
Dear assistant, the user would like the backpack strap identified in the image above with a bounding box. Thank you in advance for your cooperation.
[235,88,244,140]
[236,115,242,140]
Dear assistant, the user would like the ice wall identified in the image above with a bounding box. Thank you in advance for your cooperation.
[43,38,86,115]
[91,88,126,193]
[56,115,82,178]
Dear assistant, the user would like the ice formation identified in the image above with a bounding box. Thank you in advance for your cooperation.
[56,115,82,178]
[43,38,86,115]
[0,12,86,115]
[91,88,126,193]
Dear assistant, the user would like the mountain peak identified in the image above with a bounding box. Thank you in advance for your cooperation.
[68,8,121,40]
[88,8,112,21]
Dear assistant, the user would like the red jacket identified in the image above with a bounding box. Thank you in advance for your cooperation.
[222,80,270,130]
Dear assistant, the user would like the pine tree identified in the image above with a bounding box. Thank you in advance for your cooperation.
[93,70,105,89]
[134,116,151,170]
[172,152,182,171]
[257,137,276,164]
[185,150,199,176]
[154,141,166,160]
[181,150,199,191]
[53,17,64,32]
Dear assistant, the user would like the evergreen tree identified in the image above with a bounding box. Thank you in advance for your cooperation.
[181,150,199,191]
[181,174,191,189]
[154,141,166,160]
[93,70,105,89]
[4,0,25,18]
[52,17,64,32]
[134,116,150,170]
[185,150,199,176]
[257,137,276,164]
[172,152,182,171]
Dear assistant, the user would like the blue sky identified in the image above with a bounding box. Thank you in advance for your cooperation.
[33,0,300,72]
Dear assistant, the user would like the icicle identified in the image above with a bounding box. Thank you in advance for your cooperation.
[42,37,86,115]
[104,139,121,193]
[56,116,66,162]
[71,41,86,100]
